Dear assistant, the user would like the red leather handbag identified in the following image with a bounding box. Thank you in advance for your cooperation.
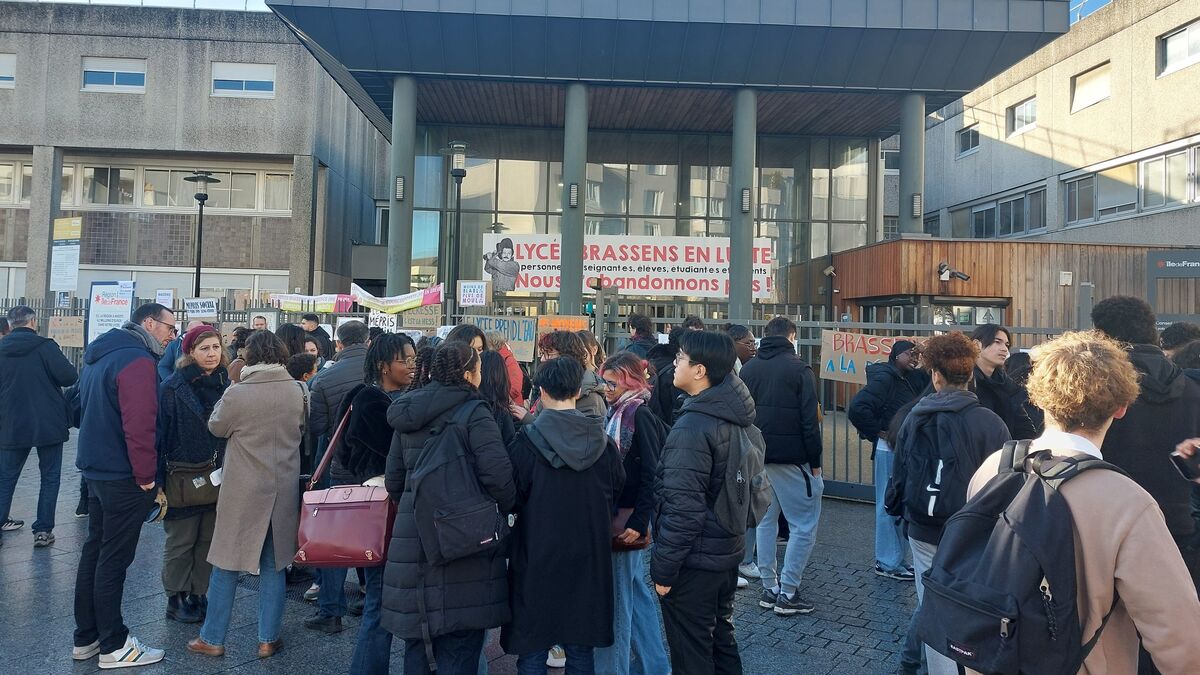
[294,407,397,568]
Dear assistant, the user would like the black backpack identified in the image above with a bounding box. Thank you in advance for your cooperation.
[410,400,510,566]
[916,440,1124,675]
[886,407,982,531]
[712,423,772,535]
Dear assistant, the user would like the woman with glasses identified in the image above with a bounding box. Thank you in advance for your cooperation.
[527,331,607,420]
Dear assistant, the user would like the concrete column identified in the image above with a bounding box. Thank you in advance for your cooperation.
[24,146,63,303]
[288,154,317,294]
[899,93,926,234]
[387,75,416,295]
[559,82,588,315]
[729,88,756,323]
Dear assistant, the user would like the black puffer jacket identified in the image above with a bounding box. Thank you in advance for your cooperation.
[646,343,681,427]
[380,382,517,640]
[738,336,823,468]
[970,366,1038,440]
[625,335,658,360]
[0,328,78,448]
[308,343,368,439]
[650,375,754,587]
[848,362,930,446]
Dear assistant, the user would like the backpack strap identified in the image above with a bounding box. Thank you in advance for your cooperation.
[998,439,1033,474]
[1078,591,1121,666]
[1034,455,1129,490]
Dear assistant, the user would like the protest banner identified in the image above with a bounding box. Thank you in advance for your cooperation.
[457,280,490,307]
[536,315,591,338]
[482,234,775,299]
[270,293,354,313]
[48,316,85,348]
[461,315,539,361]
[819,330,922,385]
[184,297,219,319]
[87,281,135,345]
[351,283,443,314]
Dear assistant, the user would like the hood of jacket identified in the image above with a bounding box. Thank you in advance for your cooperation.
[526,408,608,471]
[754,335,796,361]
[580,369,606,397]
[973,365,1018,396]
[646,342,676,370]
[83,326,155,365]
[865,361,903,385]
[909,388,979,418]
[0,328,52,357]
[388,381,478,434]
[679,373,756,427]
[1127,344,1185,405]
[238,363,294,384]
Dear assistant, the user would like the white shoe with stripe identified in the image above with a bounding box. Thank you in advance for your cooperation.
[97,636,164,669]
[72,641,101,661]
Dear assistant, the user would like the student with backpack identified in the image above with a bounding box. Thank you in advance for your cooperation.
[380,342,517,673]
[652,330,759,675]
[501,357,625,674]
[928,331,1200,675]
[885,332,1011,675]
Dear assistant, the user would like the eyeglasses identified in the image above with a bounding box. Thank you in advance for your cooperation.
[397,356,418,367]
[152,317,178,336]
[603,379,620,389]
[736,338,756,347]
[674,353,695,366]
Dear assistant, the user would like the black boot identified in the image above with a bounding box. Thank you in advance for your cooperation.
[167,592,202,624]
[186,594,207,620]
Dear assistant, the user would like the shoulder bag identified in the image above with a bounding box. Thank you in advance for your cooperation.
[165,453,221,508]
[294,405,398,568]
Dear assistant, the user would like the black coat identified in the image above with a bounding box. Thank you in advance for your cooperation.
[646,343,682,427]
[0,328,78,449]
[848,362,930,447]
[309,343,367,439]
[738,336,824,468]
[615,405,667,536]
[380,382,517,640]
[651,375,755,587]
[970,366,1038,440]
[1102,346,1200,541]
[331,384,394,485]
[155,366,229,520]
[625,335,658,360]
[501,409,625,654]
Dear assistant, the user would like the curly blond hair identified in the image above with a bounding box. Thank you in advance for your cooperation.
[1025,331,1139,432]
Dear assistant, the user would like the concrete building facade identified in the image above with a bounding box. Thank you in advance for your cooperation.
[922,0,1200,247]
[0,1,386,305]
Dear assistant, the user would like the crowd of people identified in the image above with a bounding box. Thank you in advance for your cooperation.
[0,297,1199,673]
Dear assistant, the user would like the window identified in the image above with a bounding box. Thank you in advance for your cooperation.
[1096,163,1137,217]
[882,149,900,174]
[212,62,275,98]
[61,166,75,206]
[646,164,668,176]
[264,173,291,210]
[997,196,1025,236]
[883,216,899,239]
[957,125,980,156]
[1027,189,1046,231]
[82,57,146,93]
[0,53,14,88]
[1071,62,1110,113]
[20,164,31,204]
[972,205,997,238]
[1141,152,1188,209]
[923,215,940,236]
[83,167,136,205]
[1160,20,1200,75]
[1007,97,1037,136]
[1066,176,1096,224]
[0,163,12,202]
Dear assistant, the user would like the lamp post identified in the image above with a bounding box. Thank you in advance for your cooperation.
[183,171,220,298]
[443,141,467,321]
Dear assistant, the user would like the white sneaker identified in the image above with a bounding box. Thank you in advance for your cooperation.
[738,562,761,579]
[737,576,749,589]
[97,635,164,669]
[546,645,566,668]
[72,641,101,661]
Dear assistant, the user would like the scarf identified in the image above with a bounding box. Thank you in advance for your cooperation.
[179,363,229,414]
[605,388,649,459]
[121,321,164,357]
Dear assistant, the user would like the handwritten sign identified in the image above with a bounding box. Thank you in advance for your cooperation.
[402,305,442,330]
[48,316,85,348]
[368,312,399,332]
[536,315,591,337]
[462,315,539,362]
[819,331,921,385]
[184,298,219,319]
[457,280,491,307]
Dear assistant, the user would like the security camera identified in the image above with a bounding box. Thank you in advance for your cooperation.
[951,270,971,282]
[822,265,836,277]
[938,262,970,282]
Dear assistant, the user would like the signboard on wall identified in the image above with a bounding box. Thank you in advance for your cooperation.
[482,234,775,299]
[819,331,921,385]
[461,315,539,362]
[86,281,135,345]
[50,217,81,293]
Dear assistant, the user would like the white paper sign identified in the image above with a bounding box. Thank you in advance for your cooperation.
[155,289,175,307]
[87,281,135,345]
[367,312,399,332]
[184,298,219,319]
[458,281,490,307]
[50,217,82,293]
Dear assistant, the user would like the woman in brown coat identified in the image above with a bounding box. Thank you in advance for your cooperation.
[187,331,307,659]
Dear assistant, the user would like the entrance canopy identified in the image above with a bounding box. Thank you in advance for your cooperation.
[268,0,1069,138]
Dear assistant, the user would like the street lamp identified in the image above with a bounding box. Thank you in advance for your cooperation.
[183,170,220,298]
[442,141,468,319]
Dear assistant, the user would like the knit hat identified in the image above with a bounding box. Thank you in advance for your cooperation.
[181,324,215,354]
[889,339,917,363]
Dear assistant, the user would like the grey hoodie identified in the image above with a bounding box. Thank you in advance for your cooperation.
[525,408,608,471]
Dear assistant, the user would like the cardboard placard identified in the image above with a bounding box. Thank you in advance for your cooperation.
[819,331,922,385]
[48,316,85,349]
[403,305,442,330]
[536,315,591,337]
[461,315,539,362]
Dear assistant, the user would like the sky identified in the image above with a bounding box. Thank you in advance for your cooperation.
[1071,0,1114,24]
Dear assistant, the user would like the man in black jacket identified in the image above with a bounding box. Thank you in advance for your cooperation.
[301,313,334,360]
[739,316,824,615]
[848,340,927,581]
[0,305,79,548]
[969,324,1038,440]
[1093,297,1200,592]
[652,330,749,675]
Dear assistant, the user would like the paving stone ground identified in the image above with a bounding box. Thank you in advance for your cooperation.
[0,436,915,674]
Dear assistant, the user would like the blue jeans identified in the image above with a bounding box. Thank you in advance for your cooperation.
[756,463,823,596]
[874,441,908,573]
[517,645,594,675]
[593,549,670,675]
[200,527,285,646]
[909,538,958,675]
[349,566,390,675]
[0,444,63,533]
[317,566,348,618]
[740,528,756,566]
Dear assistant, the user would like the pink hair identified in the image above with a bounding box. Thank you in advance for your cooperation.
[600,351,652,393]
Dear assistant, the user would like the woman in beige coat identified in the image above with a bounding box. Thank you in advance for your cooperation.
[187,331,307,660]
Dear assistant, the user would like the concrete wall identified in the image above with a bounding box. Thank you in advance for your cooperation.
[924,0,1200,244]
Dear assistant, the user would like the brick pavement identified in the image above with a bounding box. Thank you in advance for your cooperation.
[0,436,915,674]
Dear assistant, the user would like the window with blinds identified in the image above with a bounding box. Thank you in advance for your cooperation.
[0,54,14,88]
[82,57,146,92]
[1071,62,1110,113]
[211,62,275,98]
